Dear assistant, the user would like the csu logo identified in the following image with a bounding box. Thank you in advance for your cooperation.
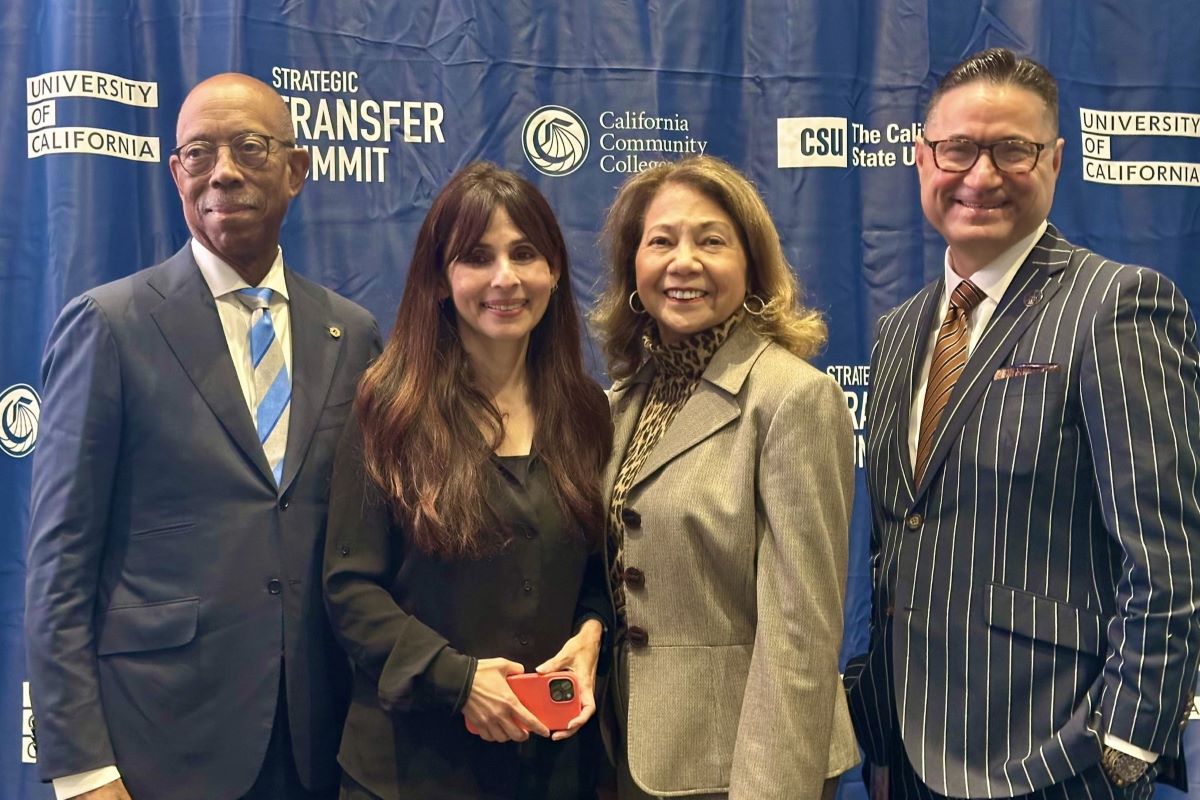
[0,384,41,458]
[523,105,589,176]
[777,117,848,168]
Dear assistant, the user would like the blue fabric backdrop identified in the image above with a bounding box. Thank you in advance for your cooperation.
[2,2,1197,797]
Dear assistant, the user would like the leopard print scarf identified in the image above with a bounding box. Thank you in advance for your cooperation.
[608,312,743,629]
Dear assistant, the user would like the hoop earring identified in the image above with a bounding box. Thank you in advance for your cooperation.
[742,294,766,316]
[628,290,647,314]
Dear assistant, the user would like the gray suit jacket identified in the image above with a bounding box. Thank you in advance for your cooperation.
[24,245,381,800]
[848,225,1200,796]
[605,323,859,799]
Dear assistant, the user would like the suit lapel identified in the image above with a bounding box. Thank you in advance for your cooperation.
[629,324,765,491]
[890,284,942,500]
[278,271,343,495]
[149,247,275,487]
[604,363,653,508]
[914,228,1068,497]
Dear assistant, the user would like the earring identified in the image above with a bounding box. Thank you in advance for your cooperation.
[628,290,647,314]
[550,281,559,294]
[742,294,766,316]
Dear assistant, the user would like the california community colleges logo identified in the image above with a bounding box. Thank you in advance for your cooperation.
[523,105,589,176]
[0,384,41,458]
[23,682,36,763]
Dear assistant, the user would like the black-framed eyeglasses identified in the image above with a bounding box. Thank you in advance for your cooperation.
[170,132,295,176]
[923,137,1050,174]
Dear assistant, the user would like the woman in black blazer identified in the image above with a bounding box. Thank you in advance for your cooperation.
[323,162,613,799]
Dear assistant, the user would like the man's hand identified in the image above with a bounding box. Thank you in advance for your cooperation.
[76,778,132,800]
[535,619,602,741]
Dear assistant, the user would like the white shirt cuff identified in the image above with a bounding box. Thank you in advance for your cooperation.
[1104,733,1158,763]
[53,766,121,799]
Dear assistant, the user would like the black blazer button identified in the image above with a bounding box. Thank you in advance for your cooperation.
[267,579,282,595]
[623,566,645,589]
[905,513,923,530]
[279,497,289,510]
[627,626,649,648]
[620,508,641,528]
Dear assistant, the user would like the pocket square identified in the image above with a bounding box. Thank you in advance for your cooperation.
[994,362,1061,380]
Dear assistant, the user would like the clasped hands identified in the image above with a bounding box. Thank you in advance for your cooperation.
[461,619,602,743]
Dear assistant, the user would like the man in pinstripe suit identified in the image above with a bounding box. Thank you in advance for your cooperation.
[846,48,1200,799]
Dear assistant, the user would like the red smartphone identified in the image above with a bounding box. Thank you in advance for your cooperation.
[465,671,582,735]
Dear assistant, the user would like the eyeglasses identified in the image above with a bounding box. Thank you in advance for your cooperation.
[923,137,1049,174]
[171,132,295,176]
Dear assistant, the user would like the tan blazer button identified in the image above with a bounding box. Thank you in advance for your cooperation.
[623,566,645,589]
[620,508,641,528]
[627,626,649,648]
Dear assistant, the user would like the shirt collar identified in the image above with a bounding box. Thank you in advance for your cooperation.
[191,238,289,301]
[942,220,1047,306]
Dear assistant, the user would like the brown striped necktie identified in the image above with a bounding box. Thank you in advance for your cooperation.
[915,279,987,483]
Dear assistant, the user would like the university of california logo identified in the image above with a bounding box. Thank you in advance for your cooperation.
[522,105,589,176]
[0,384,40,458]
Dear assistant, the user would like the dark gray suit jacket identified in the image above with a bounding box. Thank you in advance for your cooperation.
[24,245,380,800]
[847,225,1200,796]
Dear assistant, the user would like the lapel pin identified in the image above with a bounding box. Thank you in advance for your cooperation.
[1023,289,1043,307]
[328,326,342,339]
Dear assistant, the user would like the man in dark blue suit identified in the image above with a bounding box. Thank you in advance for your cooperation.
[847,49,1200,799]
[24,73,380,800]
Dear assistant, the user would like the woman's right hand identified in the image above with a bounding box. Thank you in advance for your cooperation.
[462,658,550,742]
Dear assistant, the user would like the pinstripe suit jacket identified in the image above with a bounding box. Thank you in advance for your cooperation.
[847,224,1200,797]
[605,323,859,798]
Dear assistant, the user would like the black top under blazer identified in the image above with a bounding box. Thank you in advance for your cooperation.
[323,413,611,800]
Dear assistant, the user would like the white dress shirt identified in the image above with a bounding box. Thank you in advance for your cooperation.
[905,219,1156,765]
[52,239,294,799]
[193,238,294,414]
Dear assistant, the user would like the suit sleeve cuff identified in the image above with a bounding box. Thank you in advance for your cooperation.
[1104,733,1158,763]
[53,766,121,799]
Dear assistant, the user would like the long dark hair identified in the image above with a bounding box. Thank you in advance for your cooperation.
[356,162,612,557]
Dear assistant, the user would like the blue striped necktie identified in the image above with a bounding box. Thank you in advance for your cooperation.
[235,287,290,485]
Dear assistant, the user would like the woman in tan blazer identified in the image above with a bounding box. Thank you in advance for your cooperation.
[592,156,858,800]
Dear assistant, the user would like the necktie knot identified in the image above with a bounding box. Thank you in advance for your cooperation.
[949,280,987,314]
[235,286,274,311]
